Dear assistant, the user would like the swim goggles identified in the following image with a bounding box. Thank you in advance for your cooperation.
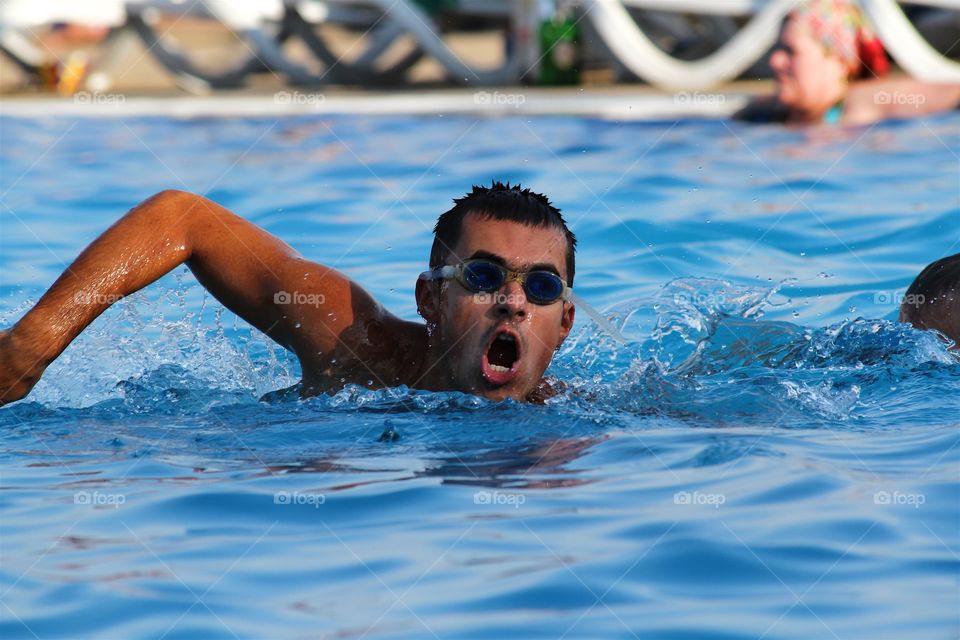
[419,259,570,305]
[419,259,627,342]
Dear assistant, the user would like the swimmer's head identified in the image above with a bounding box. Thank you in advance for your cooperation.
[770,0,887,115]
[416,182,577,401]
[899,253,960,348]
[428,182,576,287]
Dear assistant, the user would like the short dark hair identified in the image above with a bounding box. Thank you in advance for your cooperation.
[899,253,960,344]
[430,182,577,286]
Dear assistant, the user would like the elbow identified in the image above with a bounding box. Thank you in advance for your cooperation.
[131,189,203,255]
[150,189,197,207]
[141,189,207,224]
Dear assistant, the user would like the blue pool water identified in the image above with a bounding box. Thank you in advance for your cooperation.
[1,111,958,639]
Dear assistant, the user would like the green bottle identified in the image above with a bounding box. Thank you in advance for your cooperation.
[538,4,581,85]
[412,0,456,16]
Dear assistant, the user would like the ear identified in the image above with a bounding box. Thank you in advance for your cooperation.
[416,278,441,324]
[557,302,575,348]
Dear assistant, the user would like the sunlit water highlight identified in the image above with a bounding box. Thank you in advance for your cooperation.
[1,113,958,639]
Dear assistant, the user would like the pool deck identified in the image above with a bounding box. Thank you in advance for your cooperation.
[0,84,767,119]
[0,21,771,120]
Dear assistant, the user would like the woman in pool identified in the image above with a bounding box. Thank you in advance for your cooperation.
[736,0,960,125]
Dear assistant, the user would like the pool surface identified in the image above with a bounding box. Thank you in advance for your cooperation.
[1,112,958,639]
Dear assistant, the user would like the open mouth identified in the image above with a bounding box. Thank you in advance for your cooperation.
[481,328,521,385]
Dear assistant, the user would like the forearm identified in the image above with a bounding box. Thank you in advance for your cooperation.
[7,190,199,378]
[1,188,361,406]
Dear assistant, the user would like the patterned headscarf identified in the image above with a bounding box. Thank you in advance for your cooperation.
[792,0,889,77]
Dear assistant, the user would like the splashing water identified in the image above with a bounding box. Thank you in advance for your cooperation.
[2,114,958,640]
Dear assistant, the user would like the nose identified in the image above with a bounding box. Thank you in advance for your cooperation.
[493,280,527,319]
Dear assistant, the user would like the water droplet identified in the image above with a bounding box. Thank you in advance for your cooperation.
[294,322,301,329]
[792,312,800,318]
[800,251,806,256]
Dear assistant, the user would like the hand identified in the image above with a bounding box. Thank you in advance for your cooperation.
[0,329,45,406]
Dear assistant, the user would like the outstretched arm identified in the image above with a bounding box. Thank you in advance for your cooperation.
[846,80,960,124]
[0,190,390,405]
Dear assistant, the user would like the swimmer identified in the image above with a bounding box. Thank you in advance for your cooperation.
[736,0,960,125]
[899,253,960,348]
[0,183,622,406]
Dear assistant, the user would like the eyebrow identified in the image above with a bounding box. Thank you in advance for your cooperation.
[466,250,561,276]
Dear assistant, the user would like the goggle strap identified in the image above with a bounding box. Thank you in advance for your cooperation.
[568,290,628,344]
[418,265,457,281]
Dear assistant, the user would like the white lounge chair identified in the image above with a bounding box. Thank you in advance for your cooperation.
[124,0,298,90]
[860,0,960,83]
[310,0,535,85]
[583,0,960,90]
[124,0,525,89]
[279,2,427,85]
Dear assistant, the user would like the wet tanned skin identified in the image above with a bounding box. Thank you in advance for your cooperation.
[0,191,573,405]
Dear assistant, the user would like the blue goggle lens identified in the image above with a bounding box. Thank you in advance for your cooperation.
[463,261,504,291]
[461,261,565,304]
[524,272,565,303]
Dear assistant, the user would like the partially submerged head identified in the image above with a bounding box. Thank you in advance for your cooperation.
[770,0,887,118]
[899,254,960,348]
[416,182,577,401]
